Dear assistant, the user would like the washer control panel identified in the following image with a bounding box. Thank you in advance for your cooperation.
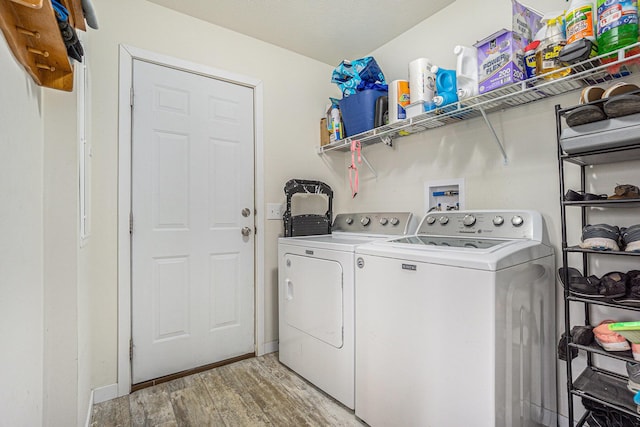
[333,212,416,235]
[417,210,540,240]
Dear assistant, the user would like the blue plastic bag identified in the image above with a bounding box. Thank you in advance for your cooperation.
[331,57,388,96]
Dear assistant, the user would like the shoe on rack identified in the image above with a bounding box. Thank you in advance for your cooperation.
[558,267,603,297]
[580,224,621,251]
[599,271,628,298]
[628,362,640,393]
[564,189,608,201]
[558,325,595,361]
[602,82,640,118]
[593,320,630,352]
[608,184,640,200]
[622,225,640,252]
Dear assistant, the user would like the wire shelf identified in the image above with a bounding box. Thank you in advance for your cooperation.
[319,42,640,154]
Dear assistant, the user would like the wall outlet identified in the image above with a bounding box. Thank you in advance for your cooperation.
[267,203,284,220]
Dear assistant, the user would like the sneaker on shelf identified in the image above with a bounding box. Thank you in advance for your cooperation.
[633,343,640,362]
[628,362,640,393]
[593,320,630,351]
[580,224,621,251]
[622,225,640,252]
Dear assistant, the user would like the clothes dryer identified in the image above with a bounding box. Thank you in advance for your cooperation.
[278,212,417,409]
[354,210,556,426]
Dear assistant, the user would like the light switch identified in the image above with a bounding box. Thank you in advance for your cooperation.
[267,203,284,220]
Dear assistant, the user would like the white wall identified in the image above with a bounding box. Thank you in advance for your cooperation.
[0,34,45,427]
[87,0,340,388]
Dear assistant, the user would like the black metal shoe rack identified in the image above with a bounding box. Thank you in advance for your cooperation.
[556,103,640,426]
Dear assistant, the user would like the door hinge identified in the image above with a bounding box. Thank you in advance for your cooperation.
[129,339,133,361]
[129,212,133,234]
[130,87,134,107]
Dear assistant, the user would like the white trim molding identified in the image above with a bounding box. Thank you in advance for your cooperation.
[117,44,265,395]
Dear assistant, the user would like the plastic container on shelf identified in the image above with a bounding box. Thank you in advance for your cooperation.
[566,0,597,45]
[454,45,478,99]
[339,89,388,137]
[536,16,571,79]
[596,0,639,55]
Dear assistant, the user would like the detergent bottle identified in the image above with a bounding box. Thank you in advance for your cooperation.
[536,16,571,79]
[431,65,458,107]
[566,0,597,45]
[454,45,479,100]
[596,0,638,54]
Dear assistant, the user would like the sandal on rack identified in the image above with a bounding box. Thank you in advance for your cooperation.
[599,271,628,298]
[564,189,608,201]
[602,82,640,118]
[557,267,602,297]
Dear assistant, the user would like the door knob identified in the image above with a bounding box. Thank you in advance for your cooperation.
[242,208,251,217]
[241,227,252,236]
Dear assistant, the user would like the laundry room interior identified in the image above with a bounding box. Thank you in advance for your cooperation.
[4,0,640,425]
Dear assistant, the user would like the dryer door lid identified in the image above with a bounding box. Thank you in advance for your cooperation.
[282,254,344,348]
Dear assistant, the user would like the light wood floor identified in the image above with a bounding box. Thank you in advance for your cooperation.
[90,353,364,426]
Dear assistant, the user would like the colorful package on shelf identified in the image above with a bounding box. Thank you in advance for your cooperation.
[331,56,388,97]
[512,0,544,42]
[474,29,527,94]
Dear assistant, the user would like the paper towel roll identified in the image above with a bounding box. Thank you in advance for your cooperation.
[389,80,410,124]
[409,58,435,103]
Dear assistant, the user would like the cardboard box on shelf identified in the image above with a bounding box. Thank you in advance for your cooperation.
[474,29,527,94]
[320,118,331,146]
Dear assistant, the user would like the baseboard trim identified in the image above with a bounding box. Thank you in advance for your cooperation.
[93,383,119,404]
[84,389,94,427]
[263,340,278,354]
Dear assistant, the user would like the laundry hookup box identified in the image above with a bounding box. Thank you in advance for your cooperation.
[474,29,527,94]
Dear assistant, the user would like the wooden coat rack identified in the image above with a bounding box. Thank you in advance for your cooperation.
[0,0,85,91]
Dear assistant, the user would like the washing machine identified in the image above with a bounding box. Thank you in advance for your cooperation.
[278,212,417,409]
[354,210,556,427]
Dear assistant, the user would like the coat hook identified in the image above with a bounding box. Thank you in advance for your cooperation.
[27,47,49,57]
[16,27,41,38]
[36,63,55,72]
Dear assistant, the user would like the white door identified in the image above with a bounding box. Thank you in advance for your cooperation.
[131,59,255,384]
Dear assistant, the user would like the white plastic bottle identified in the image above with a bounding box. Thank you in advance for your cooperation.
[565,0,596,45]
[454,45,479,99]
[330,106,343,141]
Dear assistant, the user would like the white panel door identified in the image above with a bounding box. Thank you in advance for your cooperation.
[131,59,255,384]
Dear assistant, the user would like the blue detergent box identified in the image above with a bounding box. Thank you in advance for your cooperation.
[339,89,388,137]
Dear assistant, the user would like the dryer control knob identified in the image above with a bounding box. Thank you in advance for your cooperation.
[462,214,476,227]
[511,215,524,227]
[390,217,400,226]
[493,216,504,226]
[379,217,389,225]
[345,217,354,225]
[439,216,449,225]
[360,216,371,226]
[426,216,436,225]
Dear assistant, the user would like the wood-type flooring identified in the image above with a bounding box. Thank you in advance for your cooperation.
[90,352,364,426]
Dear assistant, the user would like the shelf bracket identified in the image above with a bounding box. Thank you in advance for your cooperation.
[360,151,377,178]
[479,108,508,164]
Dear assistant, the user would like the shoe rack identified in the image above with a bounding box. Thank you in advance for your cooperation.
[557,102,640,425]
[0,0,84,91]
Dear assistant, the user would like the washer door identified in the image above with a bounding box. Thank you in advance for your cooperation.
[283,254,344,348]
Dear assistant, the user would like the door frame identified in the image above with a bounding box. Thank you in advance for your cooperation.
[117,45,265,396]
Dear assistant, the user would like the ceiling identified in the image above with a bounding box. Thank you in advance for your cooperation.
[145,0,455,66]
